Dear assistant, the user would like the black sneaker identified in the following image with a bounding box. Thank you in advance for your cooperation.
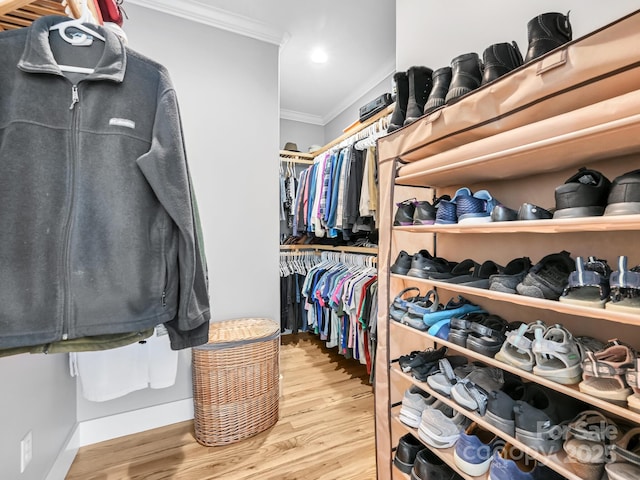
[553,167,611,218]
[604,169,640,216]
[407,255,456,279]
[394,198,417,226]
[516,251,575,300]
[391,250,413,275]
[413,195,451,226]
[400,346,448,373]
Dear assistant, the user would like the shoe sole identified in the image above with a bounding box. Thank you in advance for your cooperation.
[484,410,515,437]
[559,291,606,308]
[494,349,534,372]
[553,206,605,218]
[457,215,492,224]
[604,202,640,216]
[515,428,562,454]
[532,363,582,385]
[578,378,632,404]
[454,449,493,476]
[606,297,640,312]
[628,393,640,412]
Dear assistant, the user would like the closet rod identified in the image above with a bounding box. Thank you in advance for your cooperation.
[280,244,378,255]
[311,103,394,158]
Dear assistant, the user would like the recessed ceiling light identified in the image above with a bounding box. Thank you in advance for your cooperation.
[310,48,328,64]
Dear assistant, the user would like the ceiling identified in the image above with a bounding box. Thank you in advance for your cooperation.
[127,0,396,126]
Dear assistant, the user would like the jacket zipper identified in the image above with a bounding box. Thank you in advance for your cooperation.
[62,84,81,340]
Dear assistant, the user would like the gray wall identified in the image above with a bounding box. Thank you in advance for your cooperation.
[397,0,639,71]
[323,74,394,143]
[77,4,280,421]
[279,119,324,154]
[0,353,75,480]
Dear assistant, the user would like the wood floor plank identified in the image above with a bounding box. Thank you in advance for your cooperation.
[66,333,376,480]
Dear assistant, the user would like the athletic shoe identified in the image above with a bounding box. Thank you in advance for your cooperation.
[399,386,437,428]
[454,422,502,476]
[554,167,611,218]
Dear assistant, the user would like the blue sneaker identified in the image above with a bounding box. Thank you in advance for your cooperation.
[454,422,502,476]
[489,443,564,480]
[457,189,500,224]
[435,187,471,224]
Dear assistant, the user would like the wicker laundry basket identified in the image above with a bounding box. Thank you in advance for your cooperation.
[192,317,280,446]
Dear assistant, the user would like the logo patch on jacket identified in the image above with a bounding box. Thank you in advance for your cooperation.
[109,118,136,129]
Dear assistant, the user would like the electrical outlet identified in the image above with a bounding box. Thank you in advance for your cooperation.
[20,430,32,473]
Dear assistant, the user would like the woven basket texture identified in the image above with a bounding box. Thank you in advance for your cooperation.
[192,318,280,446]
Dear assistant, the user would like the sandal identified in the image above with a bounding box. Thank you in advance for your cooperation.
[465,314,510,358]
[608,256,640,312]
[443,260,504,289]
[579,339,635,405]
[610,427,640,466]
[450,367,504,415]
[399,290,440,331]
[428,258,479,281]
[532,324,583,384]
[625,357,640,412]
[447,311,490,347]
[389,286,422,322]
[422,295,483,327]
[563,410,617,480]
[560,256,612,308]
[495,320,546,372]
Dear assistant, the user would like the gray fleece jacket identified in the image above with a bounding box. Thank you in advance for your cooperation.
[0,16,210,350]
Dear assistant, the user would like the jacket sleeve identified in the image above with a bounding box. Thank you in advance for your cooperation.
[136,86,210,349]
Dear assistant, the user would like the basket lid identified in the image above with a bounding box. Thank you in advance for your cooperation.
[196,318,279,350]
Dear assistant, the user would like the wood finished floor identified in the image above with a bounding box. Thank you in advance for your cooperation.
[66,333,377,480]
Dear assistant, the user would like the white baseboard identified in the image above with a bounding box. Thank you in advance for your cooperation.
[78,398,194,446]
[46,425,80,480]
[47,399,194,479]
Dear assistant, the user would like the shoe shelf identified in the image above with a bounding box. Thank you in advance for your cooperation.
[393,214,640,234]
[390,320,640,425]
[391,466,410,480]
[390,366,584,480]
[391,415,480,480]
[395,112,640,188]
[390,273,640,327]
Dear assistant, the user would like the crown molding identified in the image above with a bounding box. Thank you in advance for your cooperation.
[126,0,288,46]
[321,58,396,125]
[279,109,324,126]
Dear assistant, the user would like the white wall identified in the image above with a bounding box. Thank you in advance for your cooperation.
[324,74,394,143]
[279,119,324,153]
[74,4,281,425]
[397,0,639,71]
[0,353,76,480]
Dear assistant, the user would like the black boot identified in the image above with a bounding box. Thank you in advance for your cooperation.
[388,72,408,132]
[424,67,452,115]
[481,41,523,85]
[444,52,483,104]
[404,66,433,126]
[524,12,572,62]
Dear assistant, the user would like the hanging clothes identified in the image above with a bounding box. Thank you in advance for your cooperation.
[0,16,210,353]
[300,252,377,373]
[69,325,179,402]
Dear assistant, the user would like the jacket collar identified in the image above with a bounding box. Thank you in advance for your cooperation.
[17,15,126,82]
